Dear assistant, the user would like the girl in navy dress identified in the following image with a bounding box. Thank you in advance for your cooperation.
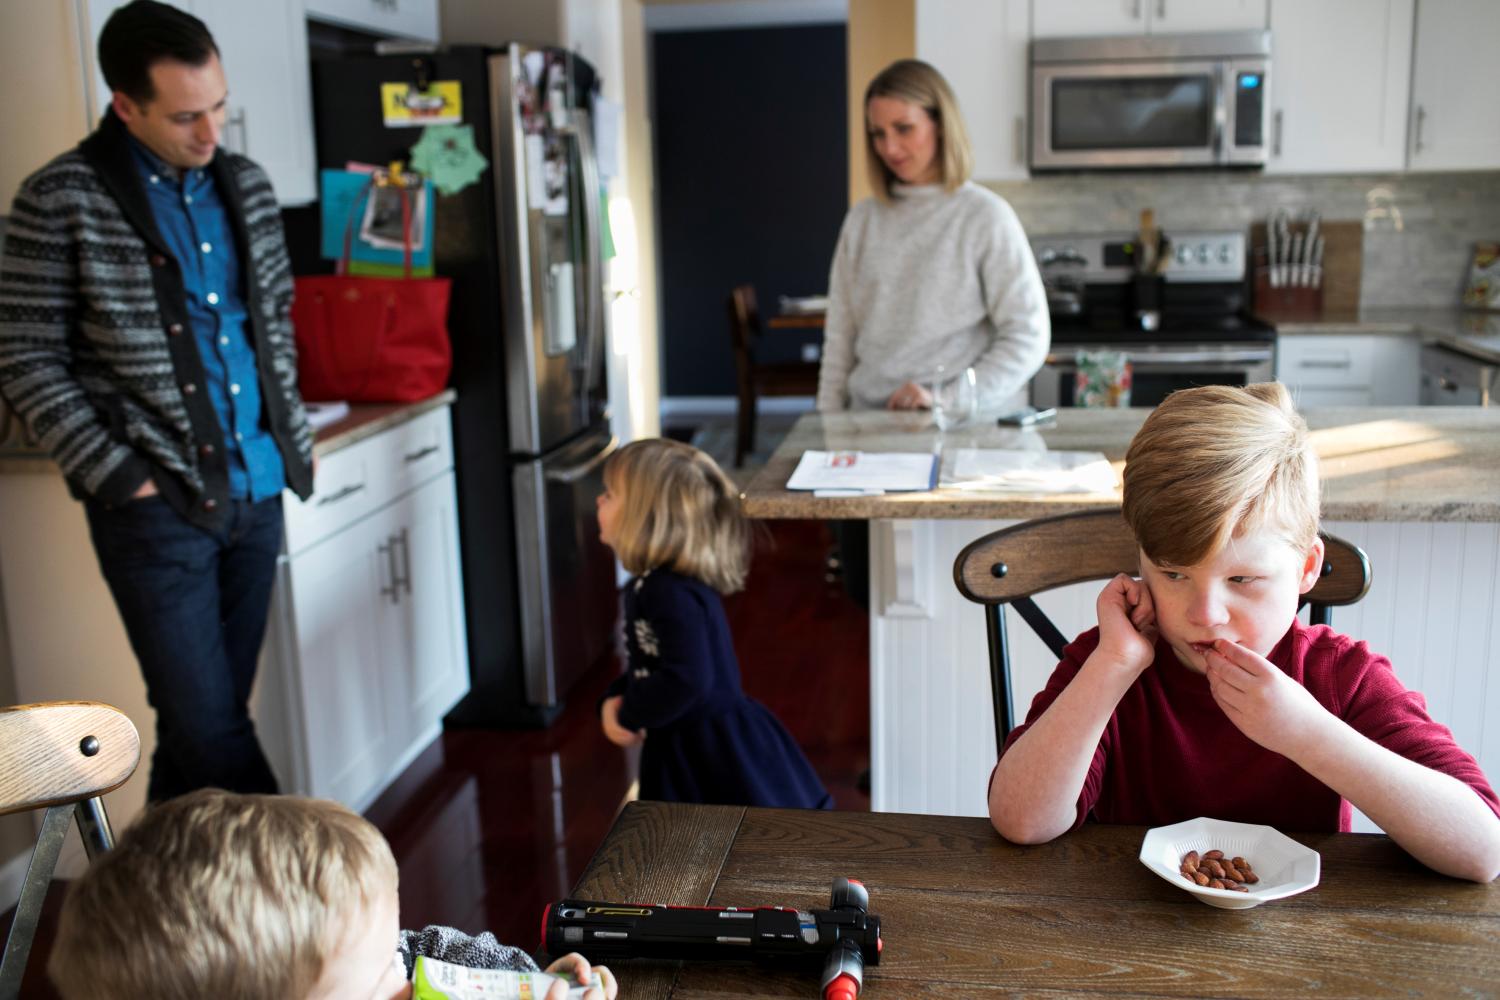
[597,439,832,809]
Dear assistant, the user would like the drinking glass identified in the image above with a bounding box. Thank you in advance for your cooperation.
[931,365,978,430]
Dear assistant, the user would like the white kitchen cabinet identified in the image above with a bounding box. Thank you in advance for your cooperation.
[917,0,1031,180]
[1265,0,1413,174]
[1407,0,1500,172]
[1032,0,1266,38]
[4,0,316,206]
[263,403,470,811]
[1276,334,1422,406]
[306,0,440,43]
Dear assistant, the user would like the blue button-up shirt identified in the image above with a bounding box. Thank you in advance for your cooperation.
[130,139,284,500]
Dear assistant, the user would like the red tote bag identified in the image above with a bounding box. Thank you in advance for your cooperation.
[292,180,452,403]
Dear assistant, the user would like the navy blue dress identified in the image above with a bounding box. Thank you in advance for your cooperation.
[604,570,833,809]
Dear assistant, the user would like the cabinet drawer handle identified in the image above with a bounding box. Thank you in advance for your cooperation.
[1297,358,1351,370]
[316,483,366,506]
[379,537,400,604]
[404,444,440,463]
[397,527,412,596]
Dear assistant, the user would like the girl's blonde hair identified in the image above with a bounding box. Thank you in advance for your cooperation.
[604,438,750,594]
[1122,382,1321,566]
[48,789,397,1000]
[863,58,974,202]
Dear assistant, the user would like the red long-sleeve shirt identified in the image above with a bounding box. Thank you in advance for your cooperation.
[999,621,1500,832]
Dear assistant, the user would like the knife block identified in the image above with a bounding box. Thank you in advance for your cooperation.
[1249,219,1361,319]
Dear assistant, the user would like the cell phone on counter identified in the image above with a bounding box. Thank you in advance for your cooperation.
[996,406,1057,427]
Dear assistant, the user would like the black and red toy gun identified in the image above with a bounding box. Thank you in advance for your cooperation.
[541,877,882,1000]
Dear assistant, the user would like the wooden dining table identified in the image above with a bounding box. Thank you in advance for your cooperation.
[570,801,1499,999]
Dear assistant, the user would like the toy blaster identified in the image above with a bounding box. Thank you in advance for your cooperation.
[542,877,882,1000]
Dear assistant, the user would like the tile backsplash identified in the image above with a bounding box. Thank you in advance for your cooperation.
[984,171,1500,309]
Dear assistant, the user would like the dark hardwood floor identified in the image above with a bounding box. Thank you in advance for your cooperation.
[2,519,868,995]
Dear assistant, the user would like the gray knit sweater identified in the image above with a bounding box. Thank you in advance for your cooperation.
[398,925,539,979]
[816,181,1049,413]
[0,112,313,527]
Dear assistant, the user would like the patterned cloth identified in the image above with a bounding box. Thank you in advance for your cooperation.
[397,925,540,979]
[0,110,312,527]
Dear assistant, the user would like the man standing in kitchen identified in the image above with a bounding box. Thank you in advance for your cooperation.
[0,0,313,801]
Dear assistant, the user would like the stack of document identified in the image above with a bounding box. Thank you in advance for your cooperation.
[786,450,938,495]
[945,448,1117,494]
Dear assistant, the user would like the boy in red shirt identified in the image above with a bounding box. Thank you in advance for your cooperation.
[989,383,1500,882]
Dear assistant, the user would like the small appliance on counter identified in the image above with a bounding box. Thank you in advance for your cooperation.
[1029,230,1275,408]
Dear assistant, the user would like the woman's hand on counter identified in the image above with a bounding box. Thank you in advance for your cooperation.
[886,380,934,411]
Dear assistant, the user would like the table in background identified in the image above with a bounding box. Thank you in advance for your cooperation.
[767,311,826,331]
[574,801,1499,999]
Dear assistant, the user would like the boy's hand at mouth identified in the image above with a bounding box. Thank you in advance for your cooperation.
[1204,639,1327,758]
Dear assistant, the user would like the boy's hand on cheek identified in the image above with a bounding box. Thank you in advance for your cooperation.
[1204,639,1327,758]
[1094,574,1159,677]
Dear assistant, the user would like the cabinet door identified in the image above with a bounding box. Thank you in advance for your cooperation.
[192,0,317,204]
[283,509,398,805]
[1408,0,1500,171]
[917,0,1030,180]
[1033,0,1146,37]
[1266,0,1413,174]
[382,473,470,749]
[305,0,440,42]
[1149,0,1267,33]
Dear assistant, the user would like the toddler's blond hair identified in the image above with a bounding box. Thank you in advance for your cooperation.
[604,438,750,594]
[48,789,397,1000]
[1122,382,1320,566]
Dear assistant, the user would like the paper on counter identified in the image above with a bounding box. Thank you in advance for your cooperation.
[787,450,937,492]
[945,448,1117,494]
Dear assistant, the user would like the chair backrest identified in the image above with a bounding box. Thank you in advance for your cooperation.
[727,285,760,379]
[954,508,1372,755]
[0,702,140,1000]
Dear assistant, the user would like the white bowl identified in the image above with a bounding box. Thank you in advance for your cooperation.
[1139,817,1321,910]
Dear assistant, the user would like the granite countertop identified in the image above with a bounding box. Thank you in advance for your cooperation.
[741,408,1500,523]
[1263,306,1500,365]
[0,389,456,476]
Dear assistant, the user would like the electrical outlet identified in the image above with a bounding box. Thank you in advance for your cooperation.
[801,344,821,363]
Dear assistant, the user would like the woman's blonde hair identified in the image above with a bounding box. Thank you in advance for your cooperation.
[1122,382,1321,566]
[48,789,397,1000]
[604,438,750,594]
[863,58,973,201]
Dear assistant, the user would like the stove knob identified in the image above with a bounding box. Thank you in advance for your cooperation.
[1176,244,1193,264]
[1217,244,1233,264]
[1196,245,1212,264]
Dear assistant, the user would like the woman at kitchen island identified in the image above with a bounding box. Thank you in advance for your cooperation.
[817,59,1050,607]
[816,58,1049,416]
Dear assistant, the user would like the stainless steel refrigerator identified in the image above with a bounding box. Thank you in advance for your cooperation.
[307,45,618,725]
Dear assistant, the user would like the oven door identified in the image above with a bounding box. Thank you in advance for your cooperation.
[1033,344,1276,408]
[1032,59,1225,170]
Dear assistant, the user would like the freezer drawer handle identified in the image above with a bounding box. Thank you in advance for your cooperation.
[544,435,619,485]
[316,483,366,506]
[404,445,440,463]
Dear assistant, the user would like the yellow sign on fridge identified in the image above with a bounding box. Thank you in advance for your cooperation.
[380,81,463,128]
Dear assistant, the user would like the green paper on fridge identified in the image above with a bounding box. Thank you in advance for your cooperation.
[411,957,593,999]
[787,450,939,492]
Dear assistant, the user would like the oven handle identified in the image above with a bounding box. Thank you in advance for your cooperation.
[1047,347,1275,366]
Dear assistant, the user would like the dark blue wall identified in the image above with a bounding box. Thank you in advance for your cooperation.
[653,24,848,397]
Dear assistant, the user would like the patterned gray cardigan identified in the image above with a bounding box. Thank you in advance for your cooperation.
[0,111,312,529]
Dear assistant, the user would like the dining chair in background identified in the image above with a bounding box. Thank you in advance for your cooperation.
[0,701,140,1000]
[953,508,1372,756]
[727,284,819,467]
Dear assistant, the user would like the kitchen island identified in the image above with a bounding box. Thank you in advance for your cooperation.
[742,408,1500,820]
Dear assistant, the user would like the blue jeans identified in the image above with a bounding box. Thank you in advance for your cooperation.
[85,494,284,802]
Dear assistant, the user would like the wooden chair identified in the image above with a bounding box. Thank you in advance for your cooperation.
[728,285,819,467]
[0,702,140,999]
[953,508,1372,756]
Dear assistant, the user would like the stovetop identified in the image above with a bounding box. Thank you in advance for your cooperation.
[1050,310,1277,345]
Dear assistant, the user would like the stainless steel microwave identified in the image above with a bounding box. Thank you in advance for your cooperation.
[1030,30,1270,170]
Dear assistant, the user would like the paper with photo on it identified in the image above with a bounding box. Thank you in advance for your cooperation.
[787,450,938,492]
[945,448,1117,494]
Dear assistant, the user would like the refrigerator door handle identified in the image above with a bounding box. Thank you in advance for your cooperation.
[543,434,618,485]
[572,106,605,398]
